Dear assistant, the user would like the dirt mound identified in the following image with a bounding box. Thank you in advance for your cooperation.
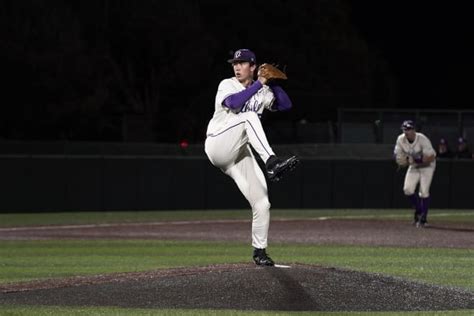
[1,264,473,311]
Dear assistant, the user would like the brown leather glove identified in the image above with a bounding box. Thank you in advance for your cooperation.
[257,63,288,81]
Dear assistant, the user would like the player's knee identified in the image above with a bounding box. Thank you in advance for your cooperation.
[205,148,233,170]
[418,192,430,198]
[403,187,415,196]
[252,198,271,214]
[252,203,270,226]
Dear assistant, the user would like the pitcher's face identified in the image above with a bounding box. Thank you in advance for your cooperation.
[233,62,256,83]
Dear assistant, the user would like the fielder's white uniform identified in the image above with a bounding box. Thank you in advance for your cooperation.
[205,77,276,249]
[394,132,436,198]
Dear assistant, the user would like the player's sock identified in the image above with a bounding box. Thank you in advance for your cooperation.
[408,194,421,222]
[419,197,430,224]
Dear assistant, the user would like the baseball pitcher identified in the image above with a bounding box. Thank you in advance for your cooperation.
[394,120,436,227]
[205,49,299,266]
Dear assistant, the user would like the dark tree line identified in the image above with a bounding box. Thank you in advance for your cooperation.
[0,0,397,142]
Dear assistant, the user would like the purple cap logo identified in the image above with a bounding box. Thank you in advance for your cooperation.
[227,49,256,64]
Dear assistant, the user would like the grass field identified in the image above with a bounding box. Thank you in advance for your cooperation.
[2,306,474,316]
[0,209,473,316]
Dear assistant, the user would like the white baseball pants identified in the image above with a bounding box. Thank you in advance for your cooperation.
[403,165,436,198]
[205,112,275,249]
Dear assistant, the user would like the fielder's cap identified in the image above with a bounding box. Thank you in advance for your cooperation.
[227,49,256,64]
[401,120,415,131]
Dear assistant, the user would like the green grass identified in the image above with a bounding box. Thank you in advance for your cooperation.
[0,209,473,227]
[0,240,472,290]
[0,209,472,315]
[0,306,473,316]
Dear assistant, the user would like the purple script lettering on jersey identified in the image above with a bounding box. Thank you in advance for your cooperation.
[222,81,263,110]
[240,99,261,113]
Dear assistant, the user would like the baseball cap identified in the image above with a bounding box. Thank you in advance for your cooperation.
[227,49,256,64]
[439,138,447,144]
[401,120,415,131]
[458,137,466,144]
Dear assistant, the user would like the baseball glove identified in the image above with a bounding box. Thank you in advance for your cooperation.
[257,63,288,80]
[395,153,409,168]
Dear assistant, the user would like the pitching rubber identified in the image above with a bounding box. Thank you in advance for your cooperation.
[274,264,291,268]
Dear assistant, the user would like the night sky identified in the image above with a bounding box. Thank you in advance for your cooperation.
[1,1,473,143]
[352,1,474,107]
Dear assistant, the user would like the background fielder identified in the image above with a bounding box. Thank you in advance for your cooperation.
[394,120,436,227]
[204,49,298,266]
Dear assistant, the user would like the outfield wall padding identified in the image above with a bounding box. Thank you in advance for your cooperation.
[0,157,471,212]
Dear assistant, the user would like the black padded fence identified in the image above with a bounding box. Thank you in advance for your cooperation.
[0,156,472,212]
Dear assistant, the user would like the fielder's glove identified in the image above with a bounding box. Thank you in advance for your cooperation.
[257,63,288,81]
[395,153,409,168]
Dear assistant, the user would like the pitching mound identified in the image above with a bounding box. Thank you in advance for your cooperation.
[1,264,473,311]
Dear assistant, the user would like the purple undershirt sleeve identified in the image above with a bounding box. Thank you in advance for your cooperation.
[222,81,263,110]
[270,85,292,111]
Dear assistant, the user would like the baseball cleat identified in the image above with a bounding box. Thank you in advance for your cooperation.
[253,248,275,266]
[265,155,300,182]
[415,221,428,228]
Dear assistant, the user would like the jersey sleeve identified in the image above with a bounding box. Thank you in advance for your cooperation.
[393,136,404,156]
[269,85,292,111]
[421,135,436,157]
[223,81,263,111]
[215,79,236,108]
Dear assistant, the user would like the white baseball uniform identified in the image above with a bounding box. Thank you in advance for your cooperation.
[205,77,276,249]
[394,132,436,198]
